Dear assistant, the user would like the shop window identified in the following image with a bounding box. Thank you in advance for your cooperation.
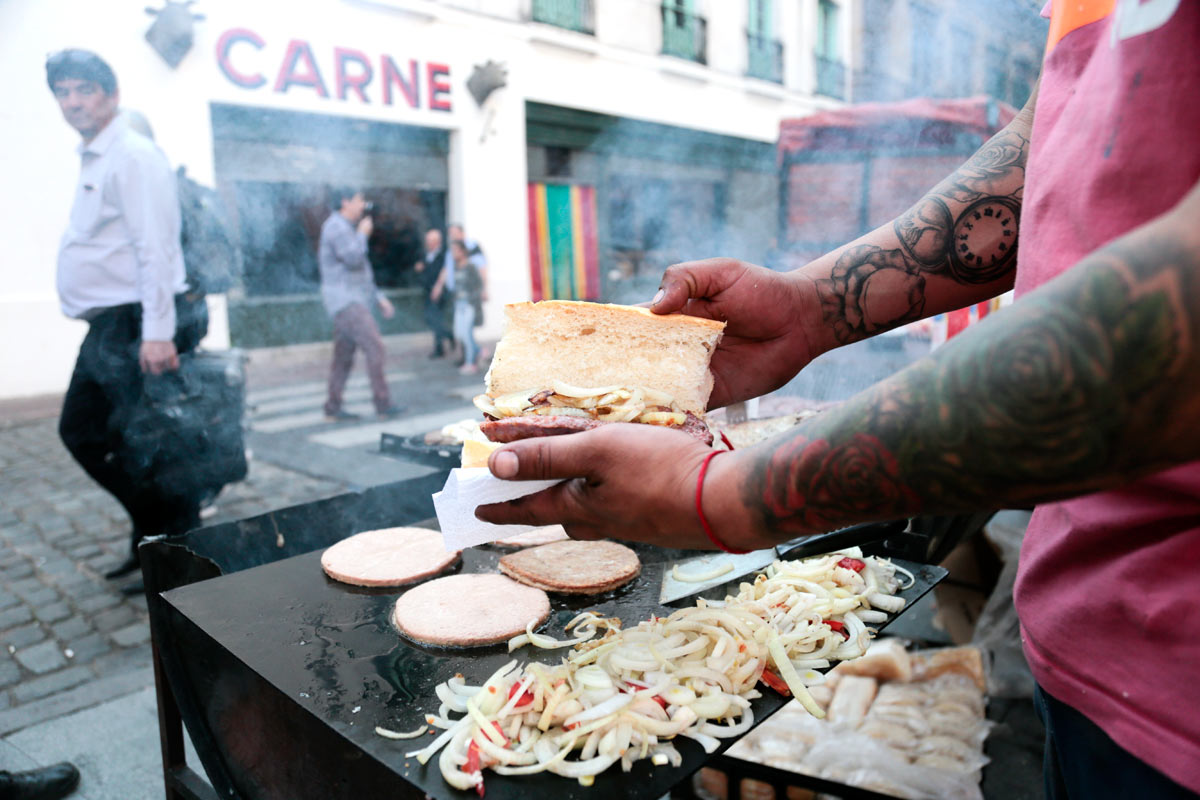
[531,0,595,35]
[545,146,573,177]
[233,182,445,297]
[661,0,707,64]
[747,0,783,83]
[606,174,721,288]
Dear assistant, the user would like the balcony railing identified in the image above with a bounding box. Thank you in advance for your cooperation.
[661,5,707,64]
[532,0,595,35]
[746,33,783,83]
[815,55,846,99]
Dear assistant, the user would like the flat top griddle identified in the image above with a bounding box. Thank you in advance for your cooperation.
[162,528,944,800]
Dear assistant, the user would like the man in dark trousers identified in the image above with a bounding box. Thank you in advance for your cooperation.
[318,188,401,421]
[49,49,207,594]
[414,227,453,358]
[0,762,79,800]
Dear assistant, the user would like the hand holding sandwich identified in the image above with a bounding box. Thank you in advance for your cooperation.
[650,258,821,409]
[476,422,771,550]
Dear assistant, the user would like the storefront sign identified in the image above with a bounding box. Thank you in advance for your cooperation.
[216,28,452,111]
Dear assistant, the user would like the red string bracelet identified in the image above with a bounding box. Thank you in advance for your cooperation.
[695,450,750,554]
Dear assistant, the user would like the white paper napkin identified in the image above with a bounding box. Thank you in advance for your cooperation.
[433,468,564,551]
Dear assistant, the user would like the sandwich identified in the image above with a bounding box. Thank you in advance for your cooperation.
[466,301,724,466]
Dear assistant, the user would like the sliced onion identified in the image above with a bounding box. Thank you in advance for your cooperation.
[563,692,633,728]
[550,379,624,398]
[375,724,429,740]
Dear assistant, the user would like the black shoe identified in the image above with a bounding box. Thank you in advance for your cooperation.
[377,404,405,420]
[119,578,145,596]
[103,554,140,580]
[428,349,444,359]
[0,761,81,800]
[324,409,361,423]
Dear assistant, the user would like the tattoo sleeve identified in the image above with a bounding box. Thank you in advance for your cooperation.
[750,206,1200,536]
[813,127,1029,345]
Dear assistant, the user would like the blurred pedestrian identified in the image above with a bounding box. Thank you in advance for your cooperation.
[414,228,453,358]
[318,188,402,421]
[446,223,488,365]
[434,239,486,374]
[48,49,208,591]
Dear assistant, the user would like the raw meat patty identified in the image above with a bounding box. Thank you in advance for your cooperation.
[499,540,641,595]
[493,525,571,547]
[391,573,551,647]
[321,527,459,587]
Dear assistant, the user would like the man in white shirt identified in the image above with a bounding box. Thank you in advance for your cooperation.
[48,50,208,588]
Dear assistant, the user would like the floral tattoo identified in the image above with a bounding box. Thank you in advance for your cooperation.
[750,231,1198,534]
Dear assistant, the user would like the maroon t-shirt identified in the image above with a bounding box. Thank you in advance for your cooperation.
[1012,1,1200,791]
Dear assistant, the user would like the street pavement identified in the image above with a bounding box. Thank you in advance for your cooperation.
[0,330,482,799]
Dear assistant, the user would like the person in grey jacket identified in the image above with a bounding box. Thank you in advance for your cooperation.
[318,188,401,421]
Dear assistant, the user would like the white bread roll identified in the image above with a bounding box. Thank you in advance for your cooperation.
[485,301,725,416]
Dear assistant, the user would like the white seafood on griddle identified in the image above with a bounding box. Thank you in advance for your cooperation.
[391,549,913,793]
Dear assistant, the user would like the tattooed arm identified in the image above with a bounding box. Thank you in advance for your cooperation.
[650,84,1038,408]
[801,84,1037,351]
[476,179,1200,551]
[703,178,1200,547]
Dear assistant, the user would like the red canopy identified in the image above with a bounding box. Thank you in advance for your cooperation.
[779,96,1017,155]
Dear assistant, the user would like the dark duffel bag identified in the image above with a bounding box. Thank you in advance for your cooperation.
[123,349,248,501]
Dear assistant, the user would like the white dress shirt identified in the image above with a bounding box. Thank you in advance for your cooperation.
[57,117,187,341]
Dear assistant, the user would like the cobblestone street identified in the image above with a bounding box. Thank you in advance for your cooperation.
[0,416,347,736]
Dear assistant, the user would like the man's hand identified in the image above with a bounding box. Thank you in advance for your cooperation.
[358,216,374,238]
[378,296,395,319]
[651,258,820,408]
[475,425,763,550]
[139,340,178,375]
[431,285,443,303]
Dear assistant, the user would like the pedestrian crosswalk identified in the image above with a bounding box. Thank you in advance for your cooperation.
[246,369,477,450]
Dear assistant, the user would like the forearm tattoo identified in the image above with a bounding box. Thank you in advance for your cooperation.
[816,130,1029,343]
[752,231,1198,535]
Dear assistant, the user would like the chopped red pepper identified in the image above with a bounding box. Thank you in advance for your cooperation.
[826,619,850,639]
[837,557,866,572]
[760,668,791,697]
[491,721,510,747]
[463,738,487,796]
[507,682,534,707]
[719,431,735,450]
[624,680,667,709]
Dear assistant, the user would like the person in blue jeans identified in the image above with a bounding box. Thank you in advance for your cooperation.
[434,238,486,374]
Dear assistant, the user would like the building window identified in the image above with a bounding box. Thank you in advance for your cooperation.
[951,25,974,96]
[815,0,844,99]
[531,0,595,35]
[661,0,707,64]
[747,0,783,83]
[987,44,1008,102]
[909,2,936,94]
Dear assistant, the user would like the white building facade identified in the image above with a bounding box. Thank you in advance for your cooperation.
[2,0,855,399]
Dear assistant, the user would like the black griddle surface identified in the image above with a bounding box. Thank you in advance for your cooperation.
[162,529,944,800]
